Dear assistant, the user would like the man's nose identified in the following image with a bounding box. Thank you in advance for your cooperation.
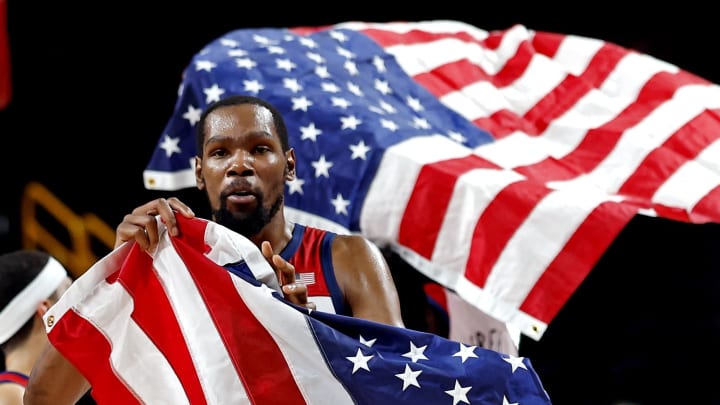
[228,152,253,174]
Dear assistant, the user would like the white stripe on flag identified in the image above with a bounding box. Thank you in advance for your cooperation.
[574,84,720,195]
[655,154,720,209]
[75,281,191,404]
[362,135,470,246]
[432,168,525,275]
[483,187,609,304]
[552,35,604,76]
[154,239,251,404]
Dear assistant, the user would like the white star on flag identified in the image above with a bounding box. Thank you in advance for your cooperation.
[503,355,529,373]
[402,341,428,363]
[445,380,471,405]
[159,135,181,158]
[359,335,376,347]
[346,348,373,374]
[395,364,422,391]
[453,343,479,363]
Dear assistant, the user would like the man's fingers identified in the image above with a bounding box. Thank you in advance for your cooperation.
[115,213,157,249]
[151,198,180,237]
[131,198,192,238]
[167,197,195,218]
[115,198,189,250]
[282,282,307,295]
[272,254,295,285]
[261,241,311,310]
[260,241,281,282]
[261,241,274,259]
[165,198,194,236]
[282,283,313,310]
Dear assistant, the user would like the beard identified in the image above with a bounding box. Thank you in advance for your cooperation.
[210,190,284,238]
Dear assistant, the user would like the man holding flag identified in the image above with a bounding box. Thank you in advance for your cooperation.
[24,94,551,404]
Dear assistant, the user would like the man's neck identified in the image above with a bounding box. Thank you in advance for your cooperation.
[247,216,294,254]
[4,331,46,375]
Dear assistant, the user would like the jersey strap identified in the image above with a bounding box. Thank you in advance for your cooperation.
[0,370,29,387]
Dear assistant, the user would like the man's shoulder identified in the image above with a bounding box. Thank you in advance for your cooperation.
[329,233,378,258]
[295,223,340,239]
[298,223,330,232]
[292,222,378,257]
[298,224,369,244]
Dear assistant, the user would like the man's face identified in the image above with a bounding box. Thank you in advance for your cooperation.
[195,103,293,237]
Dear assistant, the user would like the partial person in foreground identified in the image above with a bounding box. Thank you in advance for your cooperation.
[0,250,72,405]
[24,94,406,404]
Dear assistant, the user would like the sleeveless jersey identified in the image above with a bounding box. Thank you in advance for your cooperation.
[280,224,348,316]
[0,371,28,387]
[224,224,349,316]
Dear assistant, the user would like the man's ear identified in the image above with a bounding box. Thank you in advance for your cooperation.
[195,156,205,190]
[285,149,296,181]
[36,299,52,317]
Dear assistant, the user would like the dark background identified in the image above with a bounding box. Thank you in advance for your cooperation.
[2,3,719,404]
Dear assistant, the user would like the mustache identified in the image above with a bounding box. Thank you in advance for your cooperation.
[220,181,257,198]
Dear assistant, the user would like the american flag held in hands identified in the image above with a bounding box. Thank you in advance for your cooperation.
[143,20,720,340]
[44,215,552,404]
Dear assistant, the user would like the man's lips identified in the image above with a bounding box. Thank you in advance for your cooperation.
[226,194,257,204]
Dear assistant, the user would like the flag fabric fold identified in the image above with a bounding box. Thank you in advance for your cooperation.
[43,215,552,404]
[142,20,720,340]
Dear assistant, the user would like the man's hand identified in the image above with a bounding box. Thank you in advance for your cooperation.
[114,197,195,251]
[260,241,316,311]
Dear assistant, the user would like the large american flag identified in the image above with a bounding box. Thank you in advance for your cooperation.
[142,20,720,341]
[44,215,552,404]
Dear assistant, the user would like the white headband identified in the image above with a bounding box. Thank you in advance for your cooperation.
[0,256,67,344]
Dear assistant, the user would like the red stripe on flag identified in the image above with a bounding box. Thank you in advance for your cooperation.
[360,27,481,48]
[619,110,720,200]
[493,39,535,87]
[412,34,535,100]
[472,111,534,140]
[520,41,629,134]
[689,185,720,223]
[577,42,629,87]
[519,200,637,322]
[520,75,590,136]
[483,29,508,50]
[411,36,629,140]
[174,234,307,404]
[465,180,552,287]
[514,71,694,183]
[650,204,692,223]
[118,247,208,404]
[49,311,141,405]
[529,32,564,59]
[289,25,332,36]
[474,40,628,139]
[398,155,499,259]
[413,59,492,98]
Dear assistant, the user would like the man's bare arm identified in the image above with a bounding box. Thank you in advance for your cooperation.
[332,235,405,328]
[24,344,90,405]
